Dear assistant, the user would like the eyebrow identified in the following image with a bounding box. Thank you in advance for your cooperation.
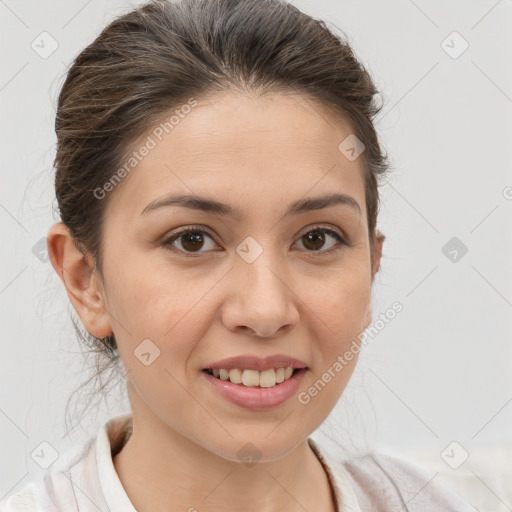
[140,192,362,219]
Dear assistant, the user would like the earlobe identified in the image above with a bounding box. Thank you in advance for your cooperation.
[371,230,385,279]
[363,307,372,330]
[46,222,112,339]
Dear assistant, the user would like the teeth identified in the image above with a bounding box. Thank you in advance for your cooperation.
[209,366,298,387]
[259,369,276,388]
[229,369,243,384]
[242,369,260,387]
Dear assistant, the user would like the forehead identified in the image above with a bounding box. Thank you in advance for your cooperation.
[106,91,366,220]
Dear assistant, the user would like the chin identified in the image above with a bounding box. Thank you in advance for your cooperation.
[204,434,304,465]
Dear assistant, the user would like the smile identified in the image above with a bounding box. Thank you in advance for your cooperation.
[203,367,298,388]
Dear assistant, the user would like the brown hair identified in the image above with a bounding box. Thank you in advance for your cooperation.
[54,0,390,426]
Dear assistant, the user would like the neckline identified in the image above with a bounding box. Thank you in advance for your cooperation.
[97,413,137,512]
[307,437,362,512]
[308,437,340,511]
[98,414,360,512]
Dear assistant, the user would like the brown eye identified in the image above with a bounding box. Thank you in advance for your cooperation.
[302,230,326,251]
[163,228,218,256]
[180,231,206,252]
[296,228,346,254]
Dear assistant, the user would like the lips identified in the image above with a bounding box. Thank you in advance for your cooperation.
[201,367,308,409]
[202,354,308,372]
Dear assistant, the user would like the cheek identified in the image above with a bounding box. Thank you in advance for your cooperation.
[302,264,371,343]
[104,256,217,364]
[296,272,368,414]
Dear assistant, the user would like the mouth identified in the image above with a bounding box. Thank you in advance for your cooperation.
[202,367,303,388]
[201,366,309,410]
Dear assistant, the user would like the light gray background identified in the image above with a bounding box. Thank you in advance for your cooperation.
[1,0,511,509]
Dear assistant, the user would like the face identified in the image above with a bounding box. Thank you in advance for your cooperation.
[59,91,382,462]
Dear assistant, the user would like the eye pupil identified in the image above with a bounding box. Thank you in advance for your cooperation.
[303,230,325,251]
[181,232,204,252]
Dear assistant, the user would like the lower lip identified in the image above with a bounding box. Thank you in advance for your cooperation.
[201,368,308,410]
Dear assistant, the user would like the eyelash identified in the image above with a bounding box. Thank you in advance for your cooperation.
[161,224,349,258]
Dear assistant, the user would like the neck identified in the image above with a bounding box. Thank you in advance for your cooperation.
[112,411,336,512]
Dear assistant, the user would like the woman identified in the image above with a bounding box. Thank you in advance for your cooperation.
[1,0,475,510]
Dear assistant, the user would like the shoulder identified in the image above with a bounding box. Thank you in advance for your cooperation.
[339,448,476,512]
[0,414,132,512]
[0,438,96,512]
[0,482,37,512]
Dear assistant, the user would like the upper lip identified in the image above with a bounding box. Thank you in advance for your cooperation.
[203,354,308,371]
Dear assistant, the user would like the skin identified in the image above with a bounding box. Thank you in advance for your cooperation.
[47,90,384,512]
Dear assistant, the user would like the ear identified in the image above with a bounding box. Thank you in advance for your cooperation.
[371,230,385,282]
[46,222,112,338]
[363,230,386,329]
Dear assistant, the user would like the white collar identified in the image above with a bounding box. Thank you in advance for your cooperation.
[96,413,137,512]
[308,437,362,512]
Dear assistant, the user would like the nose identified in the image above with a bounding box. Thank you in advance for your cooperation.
[221,253,299,338]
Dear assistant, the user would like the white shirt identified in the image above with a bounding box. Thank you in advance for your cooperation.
[0,413,474,511]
